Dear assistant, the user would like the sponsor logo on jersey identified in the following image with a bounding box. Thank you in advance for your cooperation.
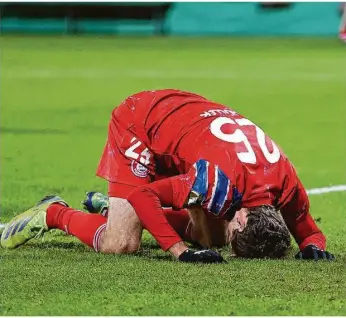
[131,160,149,178]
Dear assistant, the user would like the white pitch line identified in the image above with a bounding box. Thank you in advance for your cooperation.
[306,185,346,196]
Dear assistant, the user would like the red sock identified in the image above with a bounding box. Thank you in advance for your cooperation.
[163,208,196,244]
[47,204,195,250]
[46,203,107,251]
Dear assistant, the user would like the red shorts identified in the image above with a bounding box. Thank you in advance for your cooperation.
[96,115,155,198]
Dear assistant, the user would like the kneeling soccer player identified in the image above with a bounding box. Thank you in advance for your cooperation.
[1,89,334,263]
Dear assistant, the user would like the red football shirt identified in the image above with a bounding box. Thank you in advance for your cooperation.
[97,89,325,251]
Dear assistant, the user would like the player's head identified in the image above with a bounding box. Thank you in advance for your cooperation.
[229,205,291,258]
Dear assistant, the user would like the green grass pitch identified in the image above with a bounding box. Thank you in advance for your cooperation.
[0,36,345,315]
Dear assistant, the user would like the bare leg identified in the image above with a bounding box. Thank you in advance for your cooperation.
[99,198,143,253]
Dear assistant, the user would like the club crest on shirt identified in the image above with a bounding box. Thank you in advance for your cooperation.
[131,160,149,178]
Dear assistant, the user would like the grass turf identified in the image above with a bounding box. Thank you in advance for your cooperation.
[0,36,346,315]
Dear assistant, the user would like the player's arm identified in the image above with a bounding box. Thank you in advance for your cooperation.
[127,160,232,263]
[129,176,187,254]
[280,180,334,260]
[127,176,224,263]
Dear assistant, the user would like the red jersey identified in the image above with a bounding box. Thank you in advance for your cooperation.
[97,89,325,251]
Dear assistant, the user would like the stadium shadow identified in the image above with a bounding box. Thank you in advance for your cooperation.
[22,238,173,261]
[0,127,67,135]
[132,250,173,262]
[24,242,175,261]
[141,241,161,250]
[26,240,89,251]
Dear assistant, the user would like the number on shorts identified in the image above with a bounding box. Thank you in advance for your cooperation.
[124,137,151,165]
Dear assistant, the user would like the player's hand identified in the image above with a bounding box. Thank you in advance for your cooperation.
[178,249,226,264]
[295,245,335,261]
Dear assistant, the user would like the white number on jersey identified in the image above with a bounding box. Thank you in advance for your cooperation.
[210,117,280,164]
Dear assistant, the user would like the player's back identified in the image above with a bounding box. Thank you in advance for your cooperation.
[113,89,298,209]
[165,98,297,210]
[113,89,239,151]
[113,89,209,142]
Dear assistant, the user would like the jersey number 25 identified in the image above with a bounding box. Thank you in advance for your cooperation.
[210,117,280,164]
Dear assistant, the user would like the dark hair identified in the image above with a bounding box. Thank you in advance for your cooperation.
[231,205,291,259]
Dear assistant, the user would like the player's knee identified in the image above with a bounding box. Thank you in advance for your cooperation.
[99,244,138,254]
[99,235,140,254]
[97,197,142,254]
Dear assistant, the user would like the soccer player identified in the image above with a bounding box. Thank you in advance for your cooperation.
[1,89,334,262]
